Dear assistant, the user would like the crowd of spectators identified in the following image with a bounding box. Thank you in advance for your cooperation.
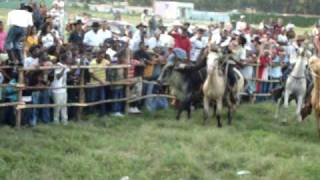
[0,1,319,127]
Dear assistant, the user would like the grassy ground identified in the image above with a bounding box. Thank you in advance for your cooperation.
[0,103,320,180]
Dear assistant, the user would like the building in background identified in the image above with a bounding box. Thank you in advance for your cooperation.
[153,1,194,20]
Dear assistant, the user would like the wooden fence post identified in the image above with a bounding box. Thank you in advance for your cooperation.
[124,66,130,115]
[77,68,85,121]
[15,68,24,128]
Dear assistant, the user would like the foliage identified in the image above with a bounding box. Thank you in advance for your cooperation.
[231,13,318,27]
[127,0,320,15]
[0,103,320,179]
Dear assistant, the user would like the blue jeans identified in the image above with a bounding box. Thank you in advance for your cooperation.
[88,87,106,115]
[111,88,124,113]
[30,91,51,126]
[5,26,26,64]
[145,83,169,112]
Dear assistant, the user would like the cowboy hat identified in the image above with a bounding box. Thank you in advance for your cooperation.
[92,22,100,28]
[297,35,306,41]
[136,23,147,28]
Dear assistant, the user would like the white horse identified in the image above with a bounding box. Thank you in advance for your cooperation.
[276,45,311,123]
[203,50,244,127]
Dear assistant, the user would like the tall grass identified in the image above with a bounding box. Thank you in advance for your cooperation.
[0,103,320,179]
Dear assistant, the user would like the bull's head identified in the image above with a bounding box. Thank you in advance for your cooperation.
[157,64,174,86]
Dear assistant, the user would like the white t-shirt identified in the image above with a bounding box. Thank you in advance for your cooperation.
[278,34,288,44]
[98,29,113,42]
[141,13,147,24]
[211,28,222,45]
[190,36,206,62]
[147,37,161,50]
[159,33,174,48]
[51,63,70,94]
[235,47,253,78]
[49,8,61,27]
[7,10,33,28]
[236,21,247,31]
[83,30,102,47]
[41,33,55,49]
[106,48,117,62]
[24,57,39,69]
[53,0,65,8]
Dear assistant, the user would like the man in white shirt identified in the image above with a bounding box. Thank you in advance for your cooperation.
[236,15,247,31]
[141,9,148,25]
[5,5,33,66]
[51,54,70,125]
[190,28,206,63]
[49,3,64,36]
[98,21,113,43]
[132,23,147,52]
[158,26,174,48]
[83,22,102,48]
[147,31,162,50]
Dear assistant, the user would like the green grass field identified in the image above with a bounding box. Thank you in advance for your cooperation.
[0,103,320,180]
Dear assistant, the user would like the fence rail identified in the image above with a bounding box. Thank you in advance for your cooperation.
[0,62,280,128]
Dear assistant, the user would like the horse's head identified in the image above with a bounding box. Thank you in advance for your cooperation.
[298,41,313,59]
[206,50,222,74]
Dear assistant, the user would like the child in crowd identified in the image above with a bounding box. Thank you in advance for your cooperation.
[25,26,39,57]
[51,53,70,125]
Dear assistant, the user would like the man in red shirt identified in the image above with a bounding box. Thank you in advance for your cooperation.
[169,27,191,59]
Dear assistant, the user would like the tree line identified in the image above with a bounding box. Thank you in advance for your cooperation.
[126,0,320,15]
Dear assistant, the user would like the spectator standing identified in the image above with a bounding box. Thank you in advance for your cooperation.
[24,26,38,56]
[236,15,247,31]
[190,28,206,63]
[49,2,64,37]
[141,9,148,25]
[108,52,125,117]
[257,50,271,93]
[39,23,59,50]
[83,22,101,49]
[0,21,6,53]
[51,54,70,125]
[147,31,162,50]
[169,27,191,59]
[98,21,112,43]
[5,5,33,65]
[89,50,110,116]
[132,23,147,52]
[68,20,84,46]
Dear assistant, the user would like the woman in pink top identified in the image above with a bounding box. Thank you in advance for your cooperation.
[0,21,7,53]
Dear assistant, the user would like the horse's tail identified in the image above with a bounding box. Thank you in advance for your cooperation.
[233,67,245,94]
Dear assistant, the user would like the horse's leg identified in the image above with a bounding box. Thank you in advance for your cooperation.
[274,97,282,119]
[176,102,183,121]
[216,98,223,128]
[283,89,290,124]
[316,113,320,138]
[296,95,304,122]
[213,103,217,118]
[203,96,210,125]
[227,106,232,125]
[187,100,192,120]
